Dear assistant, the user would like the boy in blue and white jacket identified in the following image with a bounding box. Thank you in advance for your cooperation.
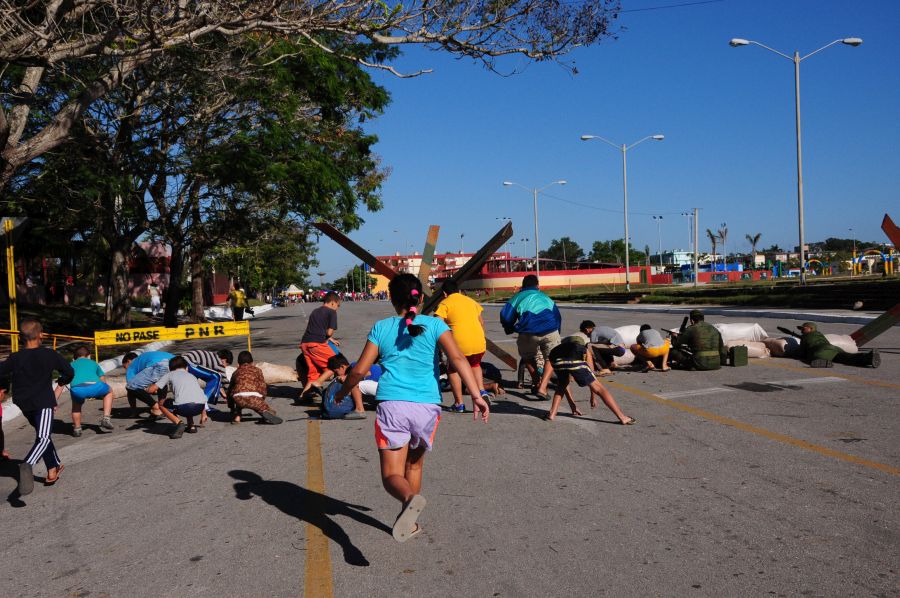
[499,275,561,400]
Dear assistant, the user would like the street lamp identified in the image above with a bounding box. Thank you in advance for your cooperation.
[652,215,664,267]
[730,36,862,285]
[503,180,567,279]
[580,133,664,291]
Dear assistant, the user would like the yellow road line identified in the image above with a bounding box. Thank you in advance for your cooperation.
[305,420,334,598]
[750,359,900,391]
[605,380,900,477]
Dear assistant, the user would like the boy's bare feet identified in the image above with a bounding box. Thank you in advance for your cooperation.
[620,417,637,425]
[590,396,599,409]
[571,407,583,416]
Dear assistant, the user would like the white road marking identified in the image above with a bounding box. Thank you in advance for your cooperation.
[658,377,847,399]
[658,387,736,399]
[767,377,848,386]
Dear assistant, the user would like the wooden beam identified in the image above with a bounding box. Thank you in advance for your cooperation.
[850,213,900,347]
[312,222,397,280]
[417,225,440,289]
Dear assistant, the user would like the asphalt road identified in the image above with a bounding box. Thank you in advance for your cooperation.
[1,301,897,597]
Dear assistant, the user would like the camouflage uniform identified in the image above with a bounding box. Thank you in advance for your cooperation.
[799,328,876,367]
[670,321,726,371]
[799,330,841,362]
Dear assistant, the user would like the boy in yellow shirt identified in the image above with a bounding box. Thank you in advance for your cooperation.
[434,280,490,412]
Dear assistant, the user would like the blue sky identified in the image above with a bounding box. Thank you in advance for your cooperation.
[315,0,900,281]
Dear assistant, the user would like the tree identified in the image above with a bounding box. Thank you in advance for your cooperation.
[539,237,584,266]
[717,224,728,268]
[746,233,762,268]
[331,265,376,294]
[589,239,646,265]
[706,229,719,269]
[0,1,621,190]
[5,36,392,325]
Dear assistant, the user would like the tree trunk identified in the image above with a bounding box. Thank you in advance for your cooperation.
[190,247,206,322]
[106,244,131,326]
[163,242,185,327]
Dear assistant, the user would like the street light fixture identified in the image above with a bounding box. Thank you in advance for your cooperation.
[580,133,665,291]
[503,180,567,279]
[730,36,862,285]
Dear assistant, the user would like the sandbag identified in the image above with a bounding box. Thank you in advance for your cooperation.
[724,340,770,359]
[614,325,642,347]
[825,334,858,354]
[763,336,800,358]
[714,322,769,342]
[256,361,300,383]
[613,348,635,366]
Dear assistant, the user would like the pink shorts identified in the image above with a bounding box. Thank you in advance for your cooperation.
[374,402,442,451]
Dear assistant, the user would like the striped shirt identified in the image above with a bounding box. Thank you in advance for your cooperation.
[180,350,226,376]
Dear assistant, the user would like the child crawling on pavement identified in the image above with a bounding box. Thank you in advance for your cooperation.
[227,351,282,425]
[149,355,208,439]
[546,333,636,425]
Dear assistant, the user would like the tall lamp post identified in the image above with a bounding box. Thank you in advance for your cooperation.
[652,215,664,267]
[580,133,664,291]
[729,36,862,285]
[503,180,567,279]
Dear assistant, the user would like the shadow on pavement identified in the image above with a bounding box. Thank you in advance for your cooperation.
[228,469,389,566]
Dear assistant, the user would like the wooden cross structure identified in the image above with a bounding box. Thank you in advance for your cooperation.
[312,221,519,369]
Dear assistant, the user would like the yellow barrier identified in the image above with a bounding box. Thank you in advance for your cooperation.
[94,321,251,360]
[0,328,95,351]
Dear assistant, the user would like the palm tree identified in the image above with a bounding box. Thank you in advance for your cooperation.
[717,224,729,270]
[746,233,762,269]
[706,228,718,270]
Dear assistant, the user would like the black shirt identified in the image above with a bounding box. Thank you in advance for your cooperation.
[301,305,337,344]
[0,347,74,412]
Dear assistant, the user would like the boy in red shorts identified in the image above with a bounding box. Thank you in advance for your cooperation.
[299,292,341,397]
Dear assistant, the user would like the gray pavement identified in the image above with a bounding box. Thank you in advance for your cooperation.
[1,301,898,597]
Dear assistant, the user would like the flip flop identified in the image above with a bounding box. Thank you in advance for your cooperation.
[658,367,671,372]
[393,495,426,543]
[45,463,65,486]
[622,417,637,426]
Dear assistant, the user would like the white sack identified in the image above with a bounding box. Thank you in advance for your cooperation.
[613,348,635,366]
[714,322,769,342]
[614,325,642,347]
[256,361,300,383]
